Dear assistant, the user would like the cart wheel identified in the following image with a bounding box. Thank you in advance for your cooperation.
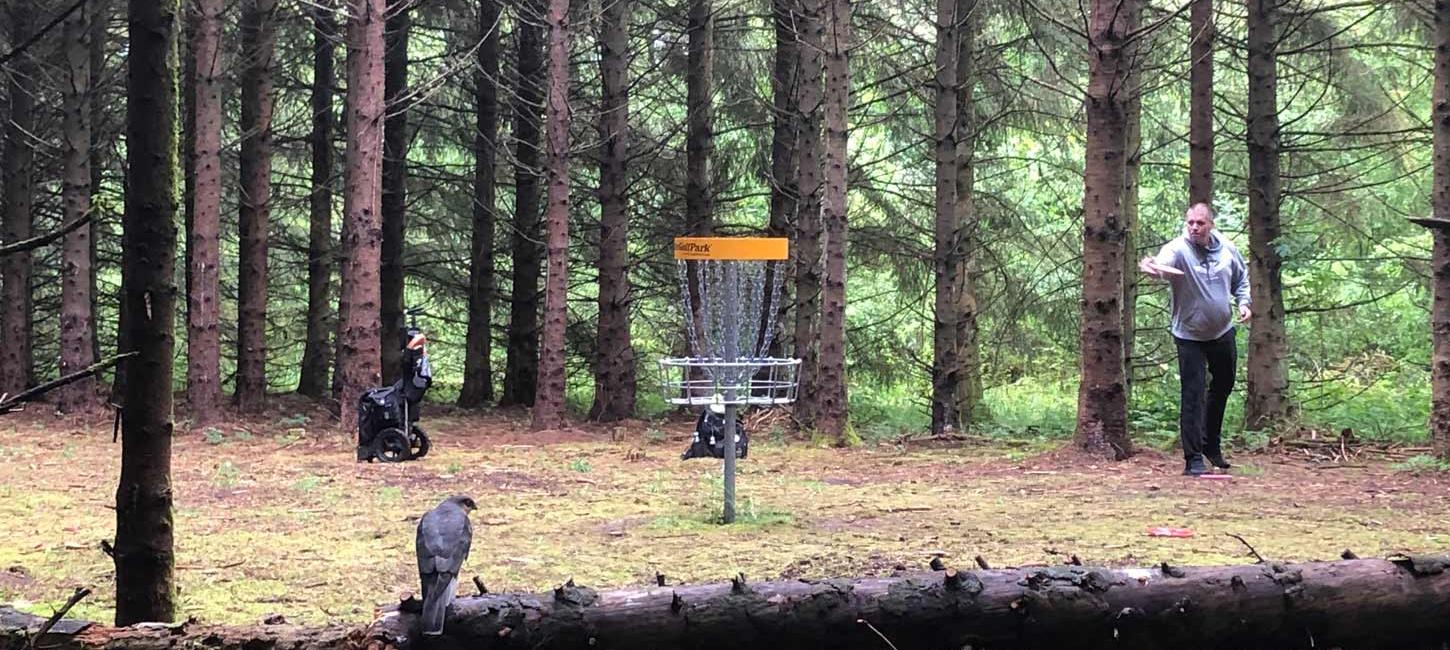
[372,428,412,463]
[411,426,431,459]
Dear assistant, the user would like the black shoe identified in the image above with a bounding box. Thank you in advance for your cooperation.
[1183,455,1208,476]
[1206,453,1231,469]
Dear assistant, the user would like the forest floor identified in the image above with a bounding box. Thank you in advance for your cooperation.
[0,395,1447,627]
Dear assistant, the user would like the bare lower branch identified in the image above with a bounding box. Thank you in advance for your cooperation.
[0,352,136,414]
[0,0,86,66]
[0,211,93,257]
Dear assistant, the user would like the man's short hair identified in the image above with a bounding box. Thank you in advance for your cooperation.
[1186,202,1214,220]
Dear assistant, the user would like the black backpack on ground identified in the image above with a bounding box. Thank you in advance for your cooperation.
[681,409,748,460]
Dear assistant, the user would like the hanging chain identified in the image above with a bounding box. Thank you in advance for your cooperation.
[676,258,790,389]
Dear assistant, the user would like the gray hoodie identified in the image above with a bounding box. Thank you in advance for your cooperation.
[1153,230,1251,342]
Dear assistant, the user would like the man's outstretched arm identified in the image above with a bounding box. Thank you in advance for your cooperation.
[1139,247,1183,279]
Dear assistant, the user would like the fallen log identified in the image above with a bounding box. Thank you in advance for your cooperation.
[7,556,1449,650]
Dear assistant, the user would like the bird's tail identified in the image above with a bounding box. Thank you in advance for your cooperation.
[420,573,457,635]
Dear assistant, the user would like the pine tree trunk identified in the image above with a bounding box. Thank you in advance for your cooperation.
[762,0,799,360]
[59,0,98,414]
[501,0,545,408]
[686,0,714,229]
[298,3,337,400]
[792,0,824,430]
[109,1,129,405]
[459,0,500,409]
[588,0,635,422]
[1073,0,1136,461]
[182,8,195,320]
[186,0,224,424]
[1244,0,1290,430]
[380,0,410,384]
[1120,2,1142,403]
[931,0,960,436]
[1432,0,1450,460]
[337,0,386,435]
[1188,0,1214,205]
[236,0,276,412]
[533,0,571,431]
[89,0,109,370]
[815,0,850,441]
[952,0,982,427]
[114,0,180,624]
[1,4,37,396]
[681,0,713,389]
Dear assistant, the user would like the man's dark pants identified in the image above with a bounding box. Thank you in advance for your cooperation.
[1174,329,1236,461]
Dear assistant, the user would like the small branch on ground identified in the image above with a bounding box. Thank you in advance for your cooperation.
[856,618,900,650]
[26,587,90,650]
[1227,533,1267,563]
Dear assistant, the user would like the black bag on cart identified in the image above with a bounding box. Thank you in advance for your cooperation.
[357,309,433,463]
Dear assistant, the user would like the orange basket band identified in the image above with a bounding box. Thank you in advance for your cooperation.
[673,237,789,261]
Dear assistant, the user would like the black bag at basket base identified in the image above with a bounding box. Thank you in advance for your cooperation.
[681,409,748,460]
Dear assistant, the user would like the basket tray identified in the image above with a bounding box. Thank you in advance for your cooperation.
[657,357,800,406]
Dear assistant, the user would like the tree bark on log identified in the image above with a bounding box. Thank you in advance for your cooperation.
[12,557,1449,650]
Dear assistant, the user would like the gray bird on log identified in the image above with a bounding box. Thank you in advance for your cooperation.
[415,495,476,635]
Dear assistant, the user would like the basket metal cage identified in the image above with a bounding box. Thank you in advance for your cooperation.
[657,356,800,406]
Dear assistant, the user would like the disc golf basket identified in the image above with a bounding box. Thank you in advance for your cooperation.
[659,237,799,523]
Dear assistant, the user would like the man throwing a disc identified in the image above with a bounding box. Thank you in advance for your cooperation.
[1139,203,1252,476]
